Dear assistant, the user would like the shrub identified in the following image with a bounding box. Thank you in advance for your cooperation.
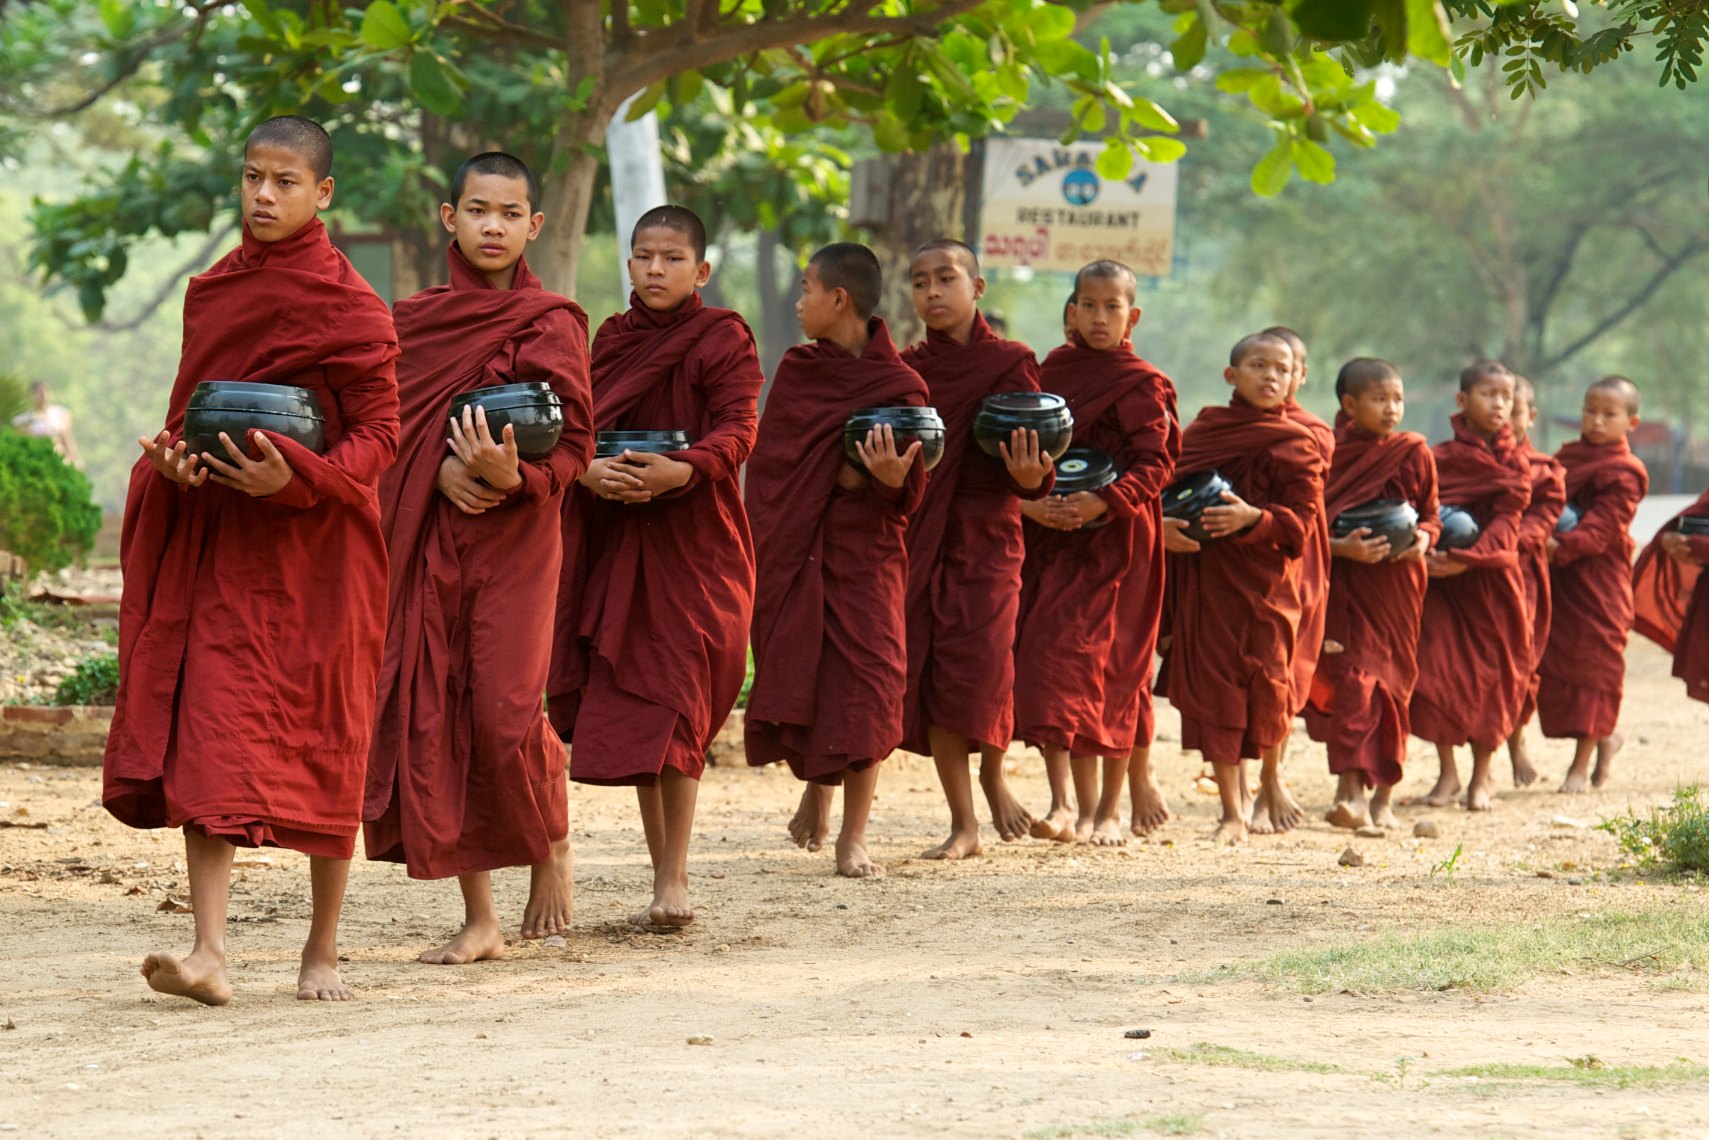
[1598,787,1709,874]
[53,653,119,706]
[0,431,102,574]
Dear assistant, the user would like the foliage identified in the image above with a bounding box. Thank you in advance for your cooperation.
[1430,842,1465,883]
[1598,786,1709,874]
[0,431,102,573]
[53,651,119,706]
[0,373,28,423]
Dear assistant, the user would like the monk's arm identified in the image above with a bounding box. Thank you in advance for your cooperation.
[866,384,930,515]
[1097,383,1179,521]
[1232,440,1322,555]
[263,344,400,510]
[998,355,1054,500]
[1552,470,1643,565]
[1449,471,1530,569]
[671,322,764,496]
[498,309,594,508]
[1411,444,1443,547]
[1519,466,1567,545]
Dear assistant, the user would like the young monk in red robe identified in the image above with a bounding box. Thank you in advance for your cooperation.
[1503,377,1566,787]
[1015,260,1179,846]
[548,205,762,927]
[1410,361,1532,812]
[1253,324,1331,835]
[1633,489,1709,703]
[1304,359,1438,831]
[1158,332,1322,845]
[746,242,928,877]
[898,240,1055,859]
[364,153,594,964]
[104,116,399,1004]
[1538,375,1648,792]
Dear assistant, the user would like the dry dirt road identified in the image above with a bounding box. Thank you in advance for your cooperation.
[2,640,1706,1139]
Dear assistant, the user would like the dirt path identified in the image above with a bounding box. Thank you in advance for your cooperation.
[2,639,1705,1138]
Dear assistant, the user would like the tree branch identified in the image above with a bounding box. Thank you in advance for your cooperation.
[9,0,233,119]
[1538,239,1709,373]
[84,224,237,333]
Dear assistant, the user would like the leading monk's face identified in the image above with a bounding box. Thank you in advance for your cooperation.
[795,263,843,340]
[1225,342,1293,409]
[909,249,982,335]
[1071,276,1140,351]
[1343,376,1405,437]
[242,142,333,243]
[1456,374,1514,436]
[629,225,710,312]
[1581,386,1639,446]
[442,171,542,281]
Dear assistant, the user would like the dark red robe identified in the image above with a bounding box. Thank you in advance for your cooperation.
[1302,427,1438,787]
[897,313,1050,754]
[103,220,399,859]
[1514,440,1567,723]
[1409,415,1532,749]
[1156,397,1323,764]
[1013,339,1178,757]
[1284,400,1334,715]
[548,293,762,785]
[1632,489,1709,702]
[363,246,593,878]
[1536,437,1648,738]
[745,319,928,782]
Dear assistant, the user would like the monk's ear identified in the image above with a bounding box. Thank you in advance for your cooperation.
[972,274,987,301]
[526,211,544,242]
[1339,392,1358,418]
[694,259,712,289]
[1223,365,1238,387]
[1454,389,1469,412]
[314,176,334,212]
[439,202,456,234]
[1125,305,1143,333]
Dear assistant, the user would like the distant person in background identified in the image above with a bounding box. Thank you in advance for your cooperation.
[12,382,81,467]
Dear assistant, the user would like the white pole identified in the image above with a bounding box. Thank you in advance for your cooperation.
[607,94,669,298]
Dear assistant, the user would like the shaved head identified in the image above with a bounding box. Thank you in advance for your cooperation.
[1230,331,1292,367]
[1334,357,1401,399]
[809,242,883,321]
[912,238,979,277]
[633,203,708,261]
[245,115,332,181]
[1074,259,1137,304]
[1460,359,1512,393]
[1588,374,1640,414]
[452,151,539,211]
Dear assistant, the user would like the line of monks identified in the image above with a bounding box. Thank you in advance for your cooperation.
[98,117,1709,1007]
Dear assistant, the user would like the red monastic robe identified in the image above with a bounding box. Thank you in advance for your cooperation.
[1409,414,1532,749]
[898,314,1050,753]
[1514,439,1567,723]
[1156,397,1323,764]
[103,220,400,858]
[1284,400,1334,715]
[745,319,928,782]
[548,293,762,785]
[1302,427,1439,787]
[1536,437,1648,738]
[1632,489,1709,703]
[363,247,593,878]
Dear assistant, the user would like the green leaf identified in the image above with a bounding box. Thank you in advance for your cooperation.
[1287,0,1374,43]
[408,52,462,116]
[97,0,134,39]
[1405,0,1452,65]
[1215,67,1274,94]
[241,0,281,37]
[359,1,412,50]
[1128,96,1180,134]
[1292,137,1336,182]
[1096,141,1134,180]
[1251,139,1293,196]
[1171,15,1207,71]
[1136,136,1188,163]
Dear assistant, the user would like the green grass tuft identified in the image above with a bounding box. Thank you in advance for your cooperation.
[1023,1114,1205,1139]
[1442,1058,1709,1089]
[1153,1042,1343,1074]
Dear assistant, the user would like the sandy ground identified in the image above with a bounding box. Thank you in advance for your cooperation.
[2,639,1707,1139]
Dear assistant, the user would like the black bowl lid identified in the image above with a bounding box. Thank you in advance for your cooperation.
[1336,497,1419,525]
[846,406,945,428]
[1677,515,1709,536]
[981,392,1067,415]
[1054,447,1119,493]
[188,381,325,420]
[597,430,692,445]
[1162,470,1233,517]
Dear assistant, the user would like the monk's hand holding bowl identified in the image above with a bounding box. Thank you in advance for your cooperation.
[1331,526,1390,564]
[1425,549,1467,578]
[1058,490,1107,527]
[581,456,650,504]
[1161,516,1200,553]
[1395,529,1430,562]
[1660,531,1700,566]
[609,450,694,501]
[1198,489,1260,538]
[448,404,522,492]
[436,455,507,515]
[834,462,867,492]
[1545,536,1561,561]
[140,430,208,488]
[998,427,1052,491]
[857,423,923,490]
[201,430,294,497]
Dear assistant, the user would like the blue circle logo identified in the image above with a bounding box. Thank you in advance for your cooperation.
[1062,169,1100,206]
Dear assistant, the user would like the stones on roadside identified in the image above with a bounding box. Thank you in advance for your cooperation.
[1413,820,1440,838]
[1123,1028,1151,1039]
[686,1035,713,1046]
[1338,847,1365,868]
[1354,825,1387,839]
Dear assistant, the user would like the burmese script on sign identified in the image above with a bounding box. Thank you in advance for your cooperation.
[979,138,1179,277]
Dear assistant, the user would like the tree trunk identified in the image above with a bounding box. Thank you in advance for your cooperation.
[532,120,606,297]
[755,227,797,387]
[856,146,971,348]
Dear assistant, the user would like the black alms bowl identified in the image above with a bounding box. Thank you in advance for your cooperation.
[1436,504,1481,550]
[1053,447,1120,531]
[972,392,1074,461]
[1677,515,1709,537]
[595,430,693,459]
[1333,497,1420,557]
[1161,470,1234,543]
[182,380,326,461]
[449,382,564,460]
[842,406,947,472]
[1556,502,1582,534]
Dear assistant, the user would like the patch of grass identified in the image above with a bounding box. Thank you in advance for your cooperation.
[1185,907,1709,994]
[1153,1042,1343,1074]
[1141,1114,1206,1136]
[1442,1057,1709,1089]
[1024,1115,1205,1139]
[1600,787,1709,873]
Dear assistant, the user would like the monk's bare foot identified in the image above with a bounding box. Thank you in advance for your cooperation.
[1192,772,1219,797]
[1212,817,1247,846]
[979,771,1034,842]
[921,827,983,860]
[1130,776,1170,837]
[1559,768,1589,794]
[787,786,831,852]
[835,838,885,878]
[1409,775,1462,808]
[420,920,506,965]
[1251,778,1303,835]
[1464,774,1494,812]
[141,950,231,1007]
[1088,817,1127,847]
[521,838,574,940]
[1369,788,1401,831]
[1510,752,1538,788]
[1592,733,1623,788]
[1029,805,1075,842]
[1325,801,1370,831]
[640,880,695,929]
[1074,812,1095,844]
[297,956,354,1001]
